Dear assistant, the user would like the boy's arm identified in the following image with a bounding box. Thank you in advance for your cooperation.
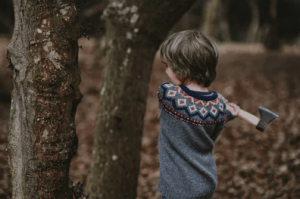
[225,110,234,123]
[220,95,240,123]
[225,101,240,123]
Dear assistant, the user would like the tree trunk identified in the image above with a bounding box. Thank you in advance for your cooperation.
[90,0,110,68]
[219,0,231,41]
[200,0,220,38]
[6,0,81,198]
[262,0,281,50]
[246,0,260,42]
[85,0,196,198]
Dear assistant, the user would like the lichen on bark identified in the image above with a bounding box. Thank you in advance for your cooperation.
[7,0,82,198]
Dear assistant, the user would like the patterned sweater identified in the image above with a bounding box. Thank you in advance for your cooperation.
[157,82,234,199]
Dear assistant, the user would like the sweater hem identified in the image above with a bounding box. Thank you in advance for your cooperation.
[158,184,214,199]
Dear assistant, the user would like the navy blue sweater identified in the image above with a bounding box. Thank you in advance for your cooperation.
[157,82,234,199]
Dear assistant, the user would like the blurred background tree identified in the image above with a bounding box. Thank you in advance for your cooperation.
[84,0,197,198]
[0,0,14,37]
[171,0,300,47]
[1,0,300,47]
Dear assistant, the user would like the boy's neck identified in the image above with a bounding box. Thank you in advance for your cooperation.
[185,82,209,92]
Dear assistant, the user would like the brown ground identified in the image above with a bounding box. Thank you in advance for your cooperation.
[0,38,300,199]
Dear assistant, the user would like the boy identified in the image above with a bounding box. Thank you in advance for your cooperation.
[156,30,240,199]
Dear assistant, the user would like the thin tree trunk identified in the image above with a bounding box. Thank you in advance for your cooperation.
[201,0,220,38]
[219,0,231,41]
[90,0,110,68]
[246,0,260,42]
[7,0,81,198]
[262,0,281,50]
[171,12,194,33]
[85,0,196,198]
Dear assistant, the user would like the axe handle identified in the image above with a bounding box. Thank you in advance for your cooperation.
[238,109,260,126]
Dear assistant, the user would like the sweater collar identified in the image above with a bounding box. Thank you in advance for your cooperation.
[179,84,218,101]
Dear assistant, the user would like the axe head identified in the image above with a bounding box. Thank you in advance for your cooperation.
[256,106,278,132]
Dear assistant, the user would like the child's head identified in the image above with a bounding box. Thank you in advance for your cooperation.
[160,30,219,87]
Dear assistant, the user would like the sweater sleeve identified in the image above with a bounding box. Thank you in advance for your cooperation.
[157,82,169,110]
[219,94,235,123]
[225,110,234,123]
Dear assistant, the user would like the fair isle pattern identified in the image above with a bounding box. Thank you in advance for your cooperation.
[158,82,226,127]
[176,86,221,106]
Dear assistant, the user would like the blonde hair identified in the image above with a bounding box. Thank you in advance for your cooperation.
[160,30,219,87]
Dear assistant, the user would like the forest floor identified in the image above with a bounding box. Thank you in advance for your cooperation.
[0,38,300,199]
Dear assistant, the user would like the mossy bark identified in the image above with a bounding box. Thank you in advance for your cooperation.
[7,0,82,198]
[85,0,196,199]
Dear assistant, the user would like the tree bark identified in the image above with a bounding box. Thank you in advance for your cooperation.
[7,0,81,198]
[85,0,196,198]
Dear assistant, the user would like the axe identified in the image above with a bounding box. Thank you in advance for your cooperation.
[235,106,278,132]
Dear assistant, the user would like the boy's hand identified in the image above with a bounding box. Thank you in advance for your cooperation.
[223,99,240,118]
